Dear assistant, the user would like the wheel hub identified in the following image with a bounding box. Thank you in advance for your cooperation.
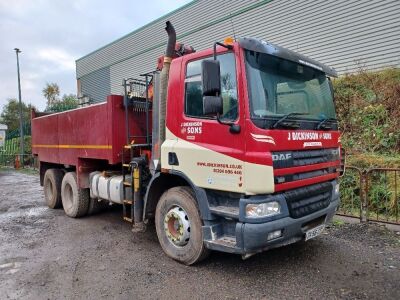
[164,206,190,247]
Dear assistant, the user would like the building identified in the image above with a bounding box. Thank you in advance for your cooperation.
[0,124,7,148]
[76,0,400,103]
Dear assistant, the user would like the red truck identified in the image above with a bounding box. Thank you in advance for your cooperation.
[32,22,341,265]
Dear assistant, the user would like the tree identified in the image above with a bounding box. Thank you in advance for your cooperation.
[42,82,60,107]
[46,94,79,112]
[42,81,79,112]
[62,94,79,107]
[0,98,35,132]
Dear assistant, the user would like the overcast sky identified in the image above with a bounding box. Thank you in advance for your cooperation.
[0,0,191,112]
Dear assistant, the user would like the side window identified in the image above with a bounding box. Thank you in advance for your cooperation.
[185,53,238,120]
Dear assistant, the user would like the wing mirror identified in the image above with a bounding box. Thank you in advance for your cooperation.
[201,59,223,116]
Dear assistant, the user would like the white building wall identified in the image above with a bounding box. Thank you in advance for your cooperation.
[76,0,400,102]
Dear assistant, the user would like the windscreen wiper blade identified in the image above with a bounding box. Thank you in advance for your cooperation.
[316,117,337,130]
[271,112,310,129]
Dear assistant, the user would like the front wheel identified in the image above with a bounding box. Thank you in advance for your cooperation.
[155,186,209,265]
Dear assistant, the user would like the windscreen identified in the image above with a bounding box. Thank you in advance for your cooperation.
[245,50,336,121]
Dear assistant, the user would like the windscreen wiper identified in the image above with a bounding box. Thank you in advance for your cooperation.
[316,117,337,130]
[271,112,310,129]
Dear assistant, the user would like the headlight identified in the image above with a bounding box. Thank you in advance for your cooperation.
[246,201,281,218]
[334,183,340,196]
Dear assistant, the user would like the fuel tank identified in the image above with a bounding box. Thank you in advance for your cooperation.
[89,171,131,204]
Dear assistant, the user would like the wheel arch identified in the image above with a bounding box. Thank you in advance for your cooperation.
[39,162,63,186]
[144,170,213,221]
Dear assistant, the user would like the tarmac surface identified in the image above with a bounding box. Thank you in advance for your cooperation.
[0,169,399,299]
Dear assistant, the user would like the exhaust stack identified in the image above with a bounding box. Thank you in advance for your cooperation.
[159,21,176,143]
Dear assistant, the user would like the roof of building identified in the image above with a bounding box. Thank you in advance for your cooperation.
[76,0,198,62]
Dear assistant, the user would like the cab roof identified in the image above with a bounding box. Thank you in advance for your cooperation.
[239,37,337,77]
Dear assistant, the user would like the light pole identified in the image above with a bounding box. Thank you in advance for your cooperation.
[14,48,24,166]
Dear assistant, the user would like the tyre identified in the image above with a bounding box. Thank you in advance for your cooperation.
[155,186,209,265]
[87,198,108,215]
[43,168,64,209]
[61,172,89,218]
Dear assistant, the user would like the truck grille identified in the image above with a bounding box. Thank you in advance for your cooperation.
[272,148,340,169]
[273,148,340,185]
[284,182,332,218]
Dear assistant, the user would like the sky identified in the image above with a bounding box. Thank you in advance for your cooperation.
[0,0,192,112]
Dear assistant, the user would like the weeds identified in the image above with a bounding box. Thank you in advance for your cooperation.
[334,68,400,155]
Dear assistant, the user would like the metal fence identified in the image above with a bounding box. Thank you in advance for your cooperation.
[0,154,38,169]
[366,168,399,224]
[1,155,398,225]
[338,166,400,225]
[337,166,363,219]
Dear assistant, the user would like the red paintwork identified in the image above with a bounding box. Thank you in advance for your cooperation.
[167,43,245,169]
[32,95,149,186]
[166,42,341,192]
[274,161,340,176]
[274,173,339,192]
[33,41,340,193]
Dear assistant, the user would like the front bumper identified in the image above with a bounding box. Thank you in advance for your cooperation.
[203,181,339,255]
[238,199,338,253]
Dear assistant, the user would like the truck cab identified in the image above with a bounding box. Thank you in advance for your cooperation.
[155,37,340,260]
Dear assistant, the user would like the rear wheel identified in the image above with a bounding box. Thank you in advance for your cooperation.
[155,186,209,265]
[61,172,89,218]
[43,168,64,209]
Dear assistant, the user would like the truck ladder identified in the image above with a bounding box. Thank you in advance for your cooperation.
[121,74,153,231]
[121,149,147,232]
[121,154,134,223]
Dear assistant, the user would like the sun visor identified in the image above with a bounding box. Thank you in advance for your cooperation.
[239,37,337,77]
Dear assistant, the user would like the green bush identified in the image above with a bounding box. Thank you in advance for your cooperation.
[366,171,399,221]
[334,68,400,155]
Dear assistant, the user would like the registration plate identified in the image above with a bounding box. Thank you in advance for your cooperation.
[305,224,325,241]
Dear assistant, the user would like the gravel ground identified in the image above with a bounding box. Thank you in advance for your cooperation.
[0,170,399,300]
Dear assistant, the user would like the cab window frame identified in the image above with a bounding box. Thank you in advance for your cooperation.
[184,52,239,121]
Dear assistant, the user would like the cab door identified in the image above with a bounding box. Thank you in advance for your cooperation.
[167,50,246,193]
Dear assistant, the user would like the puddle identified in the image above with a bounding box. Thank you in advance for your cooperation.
[0,207,49,223]
[0,261,22,275]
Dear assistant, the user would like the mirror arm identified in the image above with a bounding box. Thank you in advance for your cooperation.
[216,113,229,125]
[216,114,241,134]
[213,42,233,60]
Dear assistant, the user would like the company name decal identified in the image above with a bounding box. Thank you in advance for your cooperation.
[197,162,242,174]
[303,142,322,147]
[288,131,332,141]
[197,162,243,187]
[181,122,202,140]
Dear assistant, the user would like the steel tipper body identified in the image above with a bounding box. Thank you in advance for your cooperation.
[157,37,341,257]
[32,95,148,187]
